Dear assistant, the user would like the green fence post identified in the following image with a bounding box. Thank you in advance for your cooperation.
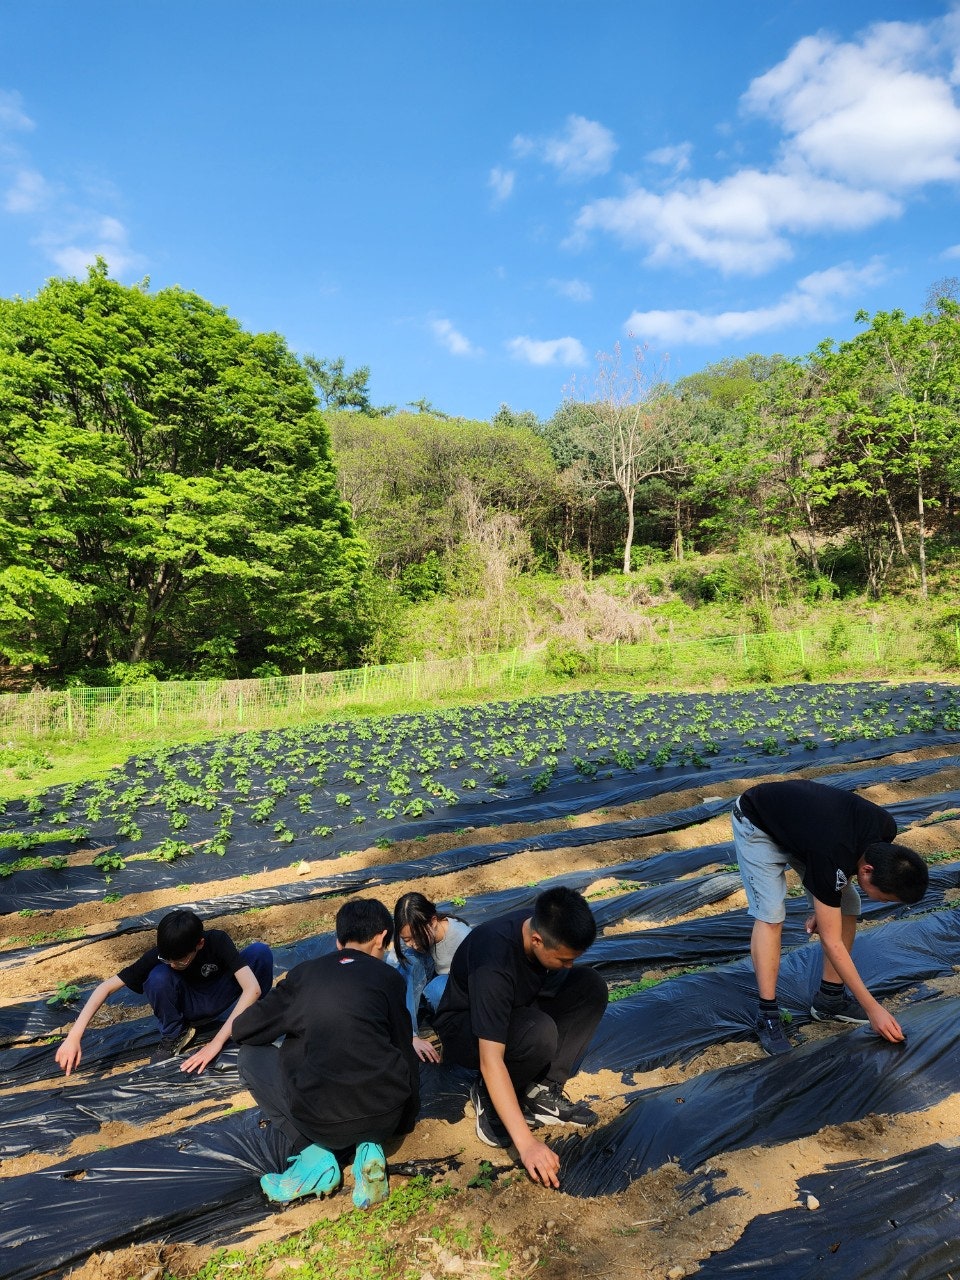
[955,622,960,663]
[152,683,159,729]
[238,686,243,724]
[872,624,880,662]
[66,689,73,736]
[797,630,805,663]
[300,667,306,716]
[615,639,620,668]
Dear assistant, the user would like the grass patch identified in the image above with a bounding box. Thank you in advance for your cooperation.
[182,1176,484,1280]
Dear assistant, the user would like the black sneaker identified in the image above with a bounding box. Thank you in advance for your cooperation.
[522,1080,598,1127]
[811,991,869,1024]
[470,1078,510,1148]
[149,1026,196,1064]
[755,1011,791,1056]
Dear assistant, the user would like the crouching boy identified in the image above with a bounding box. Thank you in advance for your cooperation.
[55,908,273,1074]
[233,897,420,1209]
[433,886,608,1190]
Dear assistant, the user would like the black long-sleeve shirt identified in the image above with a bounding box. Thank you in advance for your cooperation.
[233,947,420,1144]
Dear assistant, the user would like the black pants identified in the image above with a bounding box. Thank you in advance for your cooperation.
[238,1043,409,1153]
[438,966,608,1094]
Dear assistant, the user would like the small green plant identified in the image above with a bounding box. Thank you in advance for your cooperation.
[93,850,127,874]
[103,891,123,904]
[467,1159,498,1190]
[46,981,82,1006]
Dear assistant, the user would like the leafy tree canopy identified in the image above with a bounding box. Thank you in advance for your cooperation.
[0,262,371,681]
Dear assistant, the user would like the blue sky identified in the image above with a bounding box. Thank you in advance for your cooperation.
[2,1,960,421]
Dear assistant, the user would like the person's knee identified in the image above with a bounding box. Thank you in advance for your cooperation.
[241,942,274,994]
[507,1008,557,1067]
[142,962,179,1005]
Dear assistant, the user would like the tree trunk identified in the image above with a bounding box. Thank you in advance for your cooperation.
[622,486,636,574]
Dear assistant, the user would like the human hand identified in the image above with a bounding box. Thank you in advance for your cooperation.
[516,1136,561,1189]
[179,1042,222,1074]
[412,1035,440,1063]
[55,1035,82,1076]
[804,913,818,936]
[868,1004,904,1043]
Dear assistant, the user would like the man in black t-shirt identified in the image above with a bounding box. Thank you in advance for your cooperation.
[732,779,928,1056]
[54,909,273,1074]
[233,897,419,1210]
[433,886,608,1190]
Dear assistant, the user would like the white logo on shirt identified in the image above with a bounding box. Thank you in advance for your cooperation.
[200,963,219,977]
[835,870,848,891]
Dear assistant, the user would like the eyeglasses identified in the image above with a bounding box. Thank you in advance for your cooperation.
[158,946,199,968]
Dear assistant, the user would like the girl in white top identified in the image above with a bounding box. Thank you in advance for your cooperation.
[392,891,472,1062]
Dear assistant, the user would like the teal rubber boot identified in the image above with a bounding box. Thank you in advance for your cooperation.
[352,1141,388,1209]
[260,1144,341,1204]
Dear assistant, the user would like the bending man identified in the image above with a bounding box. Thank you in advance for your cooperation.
[732,779,928,1055]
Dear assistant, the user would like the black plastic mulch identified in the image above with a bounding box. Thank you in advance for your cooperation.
[692,1143,960,1279]
[4,687,960,900]
[0,1059,474,1278]
[559,994,960,1196]
[581,909,960,1076]
[0,1108,292,1280]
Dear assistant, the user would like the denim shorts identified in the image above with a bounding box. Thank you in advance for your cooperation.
[732,800,860,923]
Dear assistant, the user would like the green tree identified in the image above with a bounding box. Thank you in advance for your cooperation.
[301,354,393,416]
[815,308,960,597]
[0,263,371,680]
[327,410,561,576]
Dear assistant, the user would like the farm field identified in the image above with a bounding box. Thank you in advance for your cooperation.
[3,679,960,1280]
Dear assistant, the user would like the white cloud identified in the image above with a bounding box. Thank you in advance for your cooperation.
[35,214,142,278]
[646,142,692,174]
[549,277,593,303]
[943,243,960,259]
[0,86,144,279]
[4,167,48,213]
[430,317,482,357]
[744,24,960,189]
[570,15,960,276]
[489,166,515,202]
[513,114,617,181]
[624,259,886,345]
[573,170,897,275]
[0,90,33,134]
[507,335,587,366]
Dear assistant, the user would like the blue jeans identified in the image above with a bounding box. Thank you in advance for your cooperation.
[389,948,448,1029]
[142,941,273,1040]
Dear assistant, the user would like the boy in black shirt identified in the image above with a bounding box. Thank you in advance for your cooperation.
[433,886,608,1190]
[233,897,419,1209]
[54,909,273,1073]
[732,779,928,1056]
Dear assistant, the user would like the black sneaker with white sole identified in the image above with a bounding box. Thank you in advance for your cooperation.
[811,991,870,1024]
[522,1080,598,1127]
[470,1078,510,1148]
[149,1026,196,1064]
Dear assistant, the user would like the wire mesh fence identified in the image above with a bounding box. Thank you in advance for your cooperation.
[0,650,527,740]
[1,620,955,741]
[591,620,944,684]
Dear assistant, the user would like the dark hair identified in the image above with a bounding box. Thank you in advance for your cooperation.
[156,909,204,961]
[531,886,596,953]
[863,842,929,904]
[336,897,393,946]
[393,891,462,965]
